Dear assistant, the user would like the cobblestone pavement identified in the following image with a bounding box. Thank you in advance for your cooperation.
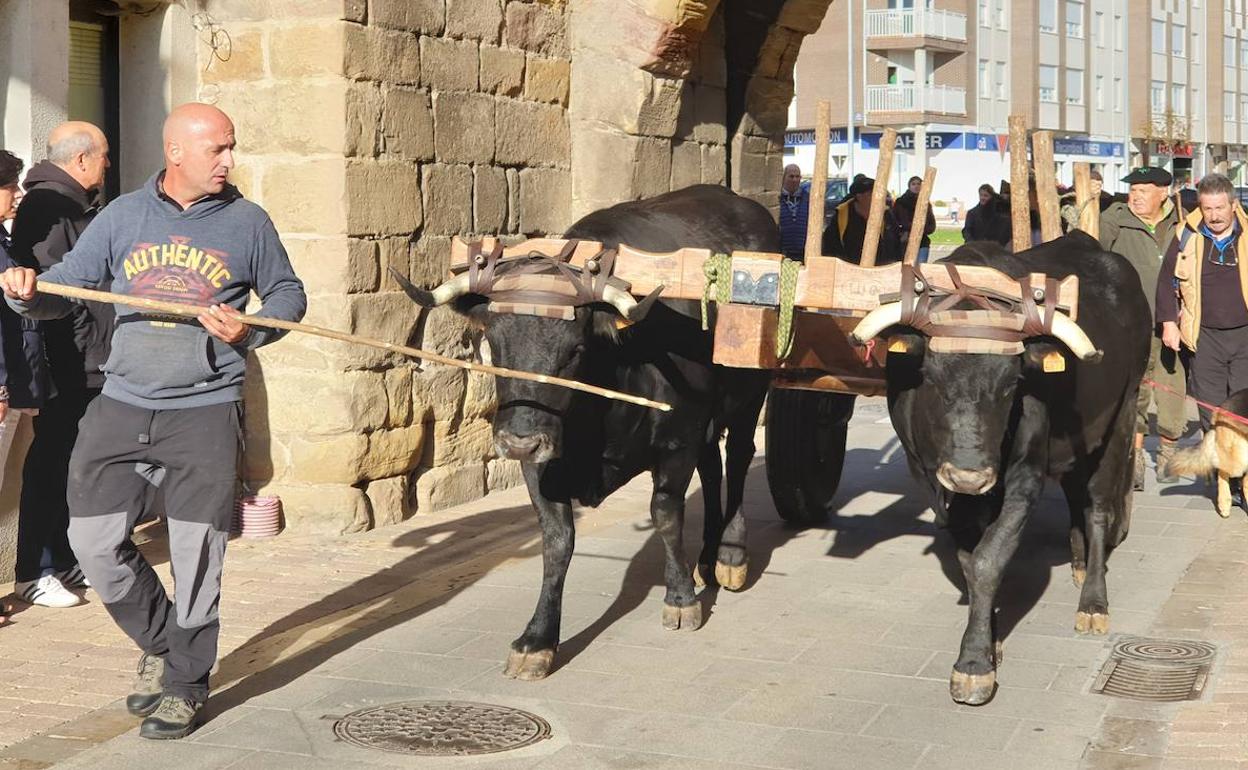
[0,397,1244,769]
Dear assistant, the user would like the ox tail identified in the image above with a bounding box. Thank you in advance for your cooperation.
[1166,432,1219,479]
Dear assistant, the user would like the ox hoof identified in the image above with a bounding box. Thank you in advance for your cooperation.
[1071,567,1086,588]
[949,669,997,706]
[693,564,707,589]
[714,561,748,592]
[1074,612,1110,635]
[661,603,702,631]
[1216,506,1232,519]
[503,649,555,680]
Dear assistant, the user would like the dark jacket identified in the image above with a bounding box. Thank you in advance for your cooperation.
[9,161,112,391]
[821,199,902,265]
[893,190,937,249]
[0,234,51,409]
[1098,200,1179,317]
[779,188,811,261]
[962,197,1012,245]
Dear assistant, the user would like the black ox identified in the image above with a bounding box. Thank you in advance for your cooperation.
[399,185,773,679]
[852,232,1150,705]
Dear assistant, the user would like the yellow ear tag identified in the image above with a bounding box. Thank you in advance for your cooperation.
[1042,351,1066,373]
[888,339,909,354]
[615,317,632,330]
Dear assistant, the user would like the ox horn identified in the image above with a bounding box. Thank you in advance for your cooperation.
[850,302,904,345]
[390,268,472,308]
[603,283,664,323]
[1045,313,1103,363]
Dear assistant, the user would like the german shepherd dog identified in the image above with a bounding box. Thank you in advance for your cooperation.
[1167,389,1248,517]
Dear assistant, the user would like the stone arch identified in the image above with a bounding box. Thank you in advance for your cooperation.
[568,0,835,220]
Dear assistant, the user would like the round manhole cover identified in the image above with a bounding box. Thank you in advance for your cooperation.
[332,700,552,756]
[1113,638,1217,665]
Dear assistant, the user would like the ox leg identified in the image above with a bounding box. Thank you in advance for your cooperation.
[1073,399,1136,635]
[1064,482,1088,589]
[715,417,760,592]
[695,439,724,589]
[653,455,702,631]
[505,463,574,680]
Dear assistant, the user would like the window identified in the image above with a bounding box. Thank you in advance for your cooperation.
[1172,84,1186,115]
[995,0,1007,28]
[1241,94,1248,122]
[1094,11,1106,47]
[995,61,1007,99]
[1227,36,1237,67]
[1066,1,1084,37]
[978,59,991,98]
[1115,77,1123,112]
[1152,20,1166,54]
[1114,14,1124,50]
[1039,65,1058,102]
[1095,75,1105,109]
[1173,24,1186,57]
[1067,68,1084,105]
[979,0,990,27]
[1241,40,1248,68]
[1039,0,1057,32]
[1226,90,1236,120]
[1151,80,1166,113]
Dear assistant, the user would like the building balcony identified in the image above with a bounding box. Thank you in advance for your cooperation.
[864,8,968,53]
[865,84,967,125]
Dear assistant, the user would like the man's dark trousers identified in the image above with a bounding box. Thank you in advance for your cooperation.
[13,386,100,582]
[1187,325,1248,431]
[67,396,240,702]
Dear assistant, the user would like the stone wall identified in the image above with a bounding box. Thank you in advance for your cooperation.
[170,0,833,535]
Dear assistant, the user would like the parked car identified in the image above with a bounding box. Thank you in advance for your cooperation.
[1235,187,1248,210]
[800,178,850,227]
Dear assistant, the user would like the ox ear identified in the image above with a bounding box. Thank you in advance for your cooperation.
[1022,341,1067,374]
[589,306,624,342]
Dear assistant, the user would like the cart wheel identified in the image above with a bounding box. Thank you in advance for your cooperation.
[765,388,856,526]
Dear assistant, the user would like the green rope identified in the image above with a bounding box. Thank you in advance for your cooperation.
[774,257,801,360]
[701,253,733,331]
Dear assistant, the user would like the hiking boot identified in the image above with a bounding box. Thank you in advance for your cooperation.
[1156,440,1178,484]
[1132,450,1145,492]
[139,695,202,740]
[15,575,83,608]
[126,653,166,717]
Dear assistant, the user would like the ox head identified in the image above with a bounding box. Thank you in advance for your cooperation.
[393,262,660,464]
[851,297,1100,496]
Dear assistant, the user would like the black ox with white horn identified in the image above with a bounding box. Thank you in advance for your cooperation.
[396,185,772,680]
[851,231,1150,705]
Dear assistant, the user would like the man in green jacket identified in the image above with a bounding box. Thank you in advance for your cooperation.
[1099,166,1186,488]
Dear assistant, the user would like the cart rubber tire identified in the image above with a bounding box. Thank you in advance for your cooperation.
[765,388,856,526]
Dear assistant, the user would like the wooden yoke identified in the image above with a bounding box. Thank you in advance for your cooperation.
[903,167,937,265]
[805,101,831,263]
[1074,163,1100,239]
[1008,115,1032,253]
[860,128,897,268]
[1031,131,1063,242]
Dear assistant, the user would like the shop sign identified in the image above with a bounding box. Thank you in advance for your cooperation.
[1153,142,1194,158]
[784,128,849,146]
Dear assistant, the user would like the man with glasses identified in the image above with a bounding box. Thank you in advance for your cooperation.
[1157,173,1248,507]
[1100,166,1185,489]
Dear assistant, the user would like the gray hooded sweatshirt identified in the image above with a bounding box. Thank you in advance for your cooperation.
[6,172,306,409]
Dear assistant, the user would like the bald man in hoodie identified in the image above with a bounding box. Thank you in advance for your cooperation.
[1,104,306,739]
[9,121,112,610]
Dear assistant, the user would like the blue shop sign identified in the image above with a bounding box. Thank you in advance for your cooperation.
[785,128,849,146]
[859,132,964,150]
[1052,138,1124,157]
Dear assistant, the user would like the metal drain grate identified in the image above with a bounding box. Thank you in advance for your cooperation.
[1092,637,1217,702]
[332,700,552,756]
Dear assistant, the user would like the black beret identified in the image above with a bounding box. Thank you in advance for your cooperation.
[849,176,874,195]
[1120,166,1172,186]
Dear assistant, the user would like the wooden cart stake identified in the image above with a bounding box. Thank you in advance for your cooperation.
[903,166,937,266]
[805,101,832,263]
[32,281,674,412]
[1008,115,1032,253]
[1031,131,1062,243]
[1074,162,1100,239]
[860,127,897,268]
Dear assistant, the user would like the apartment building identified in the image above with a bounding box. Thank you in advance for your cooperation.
[788,0,1248,202]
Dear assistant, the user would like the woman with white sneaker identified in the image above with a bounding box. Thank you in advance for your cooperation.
[0,150,69,609]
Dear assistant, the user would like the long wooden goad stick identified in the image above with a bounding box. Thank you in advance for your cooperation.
[32,281,674,412]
